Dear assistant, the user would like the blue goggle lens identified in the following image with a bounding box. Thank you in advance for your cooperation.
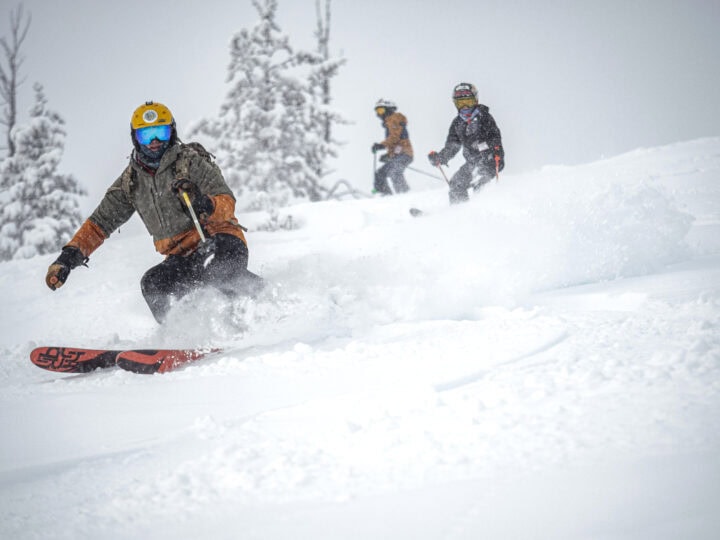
[135,124,172,145]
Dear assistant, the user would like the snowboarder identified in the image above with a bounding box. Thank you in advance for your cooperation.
[428,83,505,204]
[371,99,413,195]
[45,101,261,323]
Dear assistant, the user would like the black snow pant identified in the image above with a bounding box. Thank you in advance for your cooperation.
[140,233,263,323]
[448,160,494,204]
[374,154,412,195]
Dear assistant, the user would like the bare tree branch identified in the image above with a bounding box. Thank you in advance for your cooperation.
[315,0,332,142]
[0,4,32,158]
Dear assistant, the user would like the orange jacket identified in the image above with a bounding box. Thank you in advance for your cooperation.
[380,112,413,158]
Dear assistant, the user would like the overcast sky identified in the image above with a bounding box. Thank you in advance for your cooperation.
[2,0,719,204]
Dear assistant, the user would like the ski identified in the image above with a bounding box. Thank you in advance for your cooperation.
[115,348,220,374]
[30,346,220,374]
[30,347,120,373]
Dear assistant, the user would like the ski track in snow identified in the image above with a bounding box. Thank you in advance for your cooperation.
[433,329,570,392]
[1,138,720,539]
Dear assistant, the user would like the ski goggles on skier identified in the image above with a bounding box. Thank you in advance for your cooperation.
[134,124,172,145]
[375,107,386,116]
[453,97,477,110]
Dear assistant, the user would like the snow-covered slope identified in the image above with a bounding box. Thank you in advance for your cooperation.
[1,138,719,539]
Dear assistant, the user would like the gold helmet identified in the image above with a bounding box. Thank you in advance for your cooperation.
[131,101,174,129]
[130,101,177,152]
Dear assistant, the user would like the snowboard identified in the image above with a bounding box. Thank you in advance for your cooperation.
[30,346,219,374]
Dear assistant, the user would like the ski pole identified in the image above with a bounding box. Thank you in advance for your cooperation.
[435,163,450,185]
[181,190,207,242]
[406,165,444,181]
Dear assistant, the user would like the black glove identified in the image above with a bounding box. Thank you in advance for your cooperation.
[428,151,446,167]
[45,246,87,290]
[171,179,214,218]
[171,178,199,199]
[371,143,385,153]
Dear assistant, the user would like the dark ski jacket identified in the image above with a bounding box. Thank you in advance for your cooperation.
[436,105,504,171]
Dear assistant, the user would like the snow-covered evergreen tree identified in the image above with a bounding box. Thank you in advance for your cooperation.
[191,0,344,211]
[0,83,86,261]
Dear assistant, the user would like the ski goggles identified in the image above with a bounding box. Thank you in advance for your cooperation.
[375,107,386,116]
[453,97,477,109]
[135,124,172,145]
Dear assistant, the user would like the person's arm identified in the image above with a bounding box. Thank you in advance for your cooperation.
[485,112,504,171]
[431,120,462,165]
[45,170,136,290]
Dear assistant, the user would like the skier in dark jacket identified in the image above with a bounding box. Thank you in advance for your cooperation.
[428,83,504,204]
[371,99,413,195]
[45,101,262,323]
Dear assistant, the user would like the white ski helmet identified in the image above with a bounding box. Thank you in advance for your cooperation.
[375,98,397,110]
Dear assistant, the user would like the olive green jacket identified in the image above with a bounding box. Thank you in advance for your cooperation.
[69,144,246,258]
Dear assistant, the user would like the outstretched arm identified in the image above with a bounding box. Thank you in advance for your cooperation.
[45,170,136,290]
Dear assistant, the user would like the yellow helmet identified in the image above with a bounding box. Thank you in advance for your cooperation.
[131,101,174,129]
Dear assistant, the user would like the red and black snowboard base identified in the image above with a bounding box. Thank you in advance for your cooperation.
[30,346,219,374]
